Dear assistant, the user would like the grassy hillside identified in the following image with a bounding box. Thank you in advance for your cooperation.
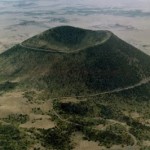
[0,26,150,96]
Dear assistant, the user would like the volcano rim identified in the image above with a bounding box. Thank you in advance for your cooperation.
[21,26,112,53]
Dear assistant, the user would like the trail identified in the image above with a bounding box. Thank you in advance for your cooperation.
[85,77,150,97]
[107,119,137,146]
[49,77,150,147]
[52,109,82,126]
[49,78,149,147]
[52,109,138,147]
[50,77,150,128]
[52,77,150,100]
[20,43,62,53]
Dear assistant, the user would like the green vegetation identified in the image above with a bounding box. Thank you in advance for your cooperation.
[3,114,29,125]
[32,108,43,115]
[23,91,36,102]
[0,81,17,92]
[0,124,29,150]
[141,146,150,150]
[83,127,133,148]
[56,101,89,116]
[50,81,150,148]
[127,120,150,141]
[99,104,124,120]
[42,125,74,150]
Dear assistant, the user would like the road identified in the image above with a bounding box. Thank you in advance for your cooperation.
[107,119,137,146]
[52,109,138,147]
[52,77,150,100]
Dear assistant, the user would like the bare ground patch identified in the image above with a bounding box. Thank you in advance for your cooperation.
[59,97,87,104]
[0,91,55,129]
[72,132,103,150]
[0,92,30,117]
[20,114,55,129]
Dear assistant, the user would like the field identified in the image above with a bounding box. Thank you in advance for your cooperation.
[0,81,150,149]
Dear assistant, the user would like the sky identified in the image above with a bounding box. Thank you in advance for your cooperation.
[0,0,150,55]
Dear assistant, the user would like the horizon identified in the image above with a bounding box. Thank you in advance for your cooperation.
[0,0,150,55]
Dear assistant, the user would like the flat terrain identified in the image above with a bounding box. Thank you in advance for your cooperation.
[0,91,55,129]
[0,80,150,149]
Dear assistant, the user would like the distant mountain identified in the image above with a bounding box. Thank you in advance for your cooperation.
[0,26,150,96]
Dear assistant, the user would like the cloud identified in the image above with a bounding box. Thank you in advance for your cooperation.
[13,1,37,8]
[61,7,150,17]
[45,17,69,23]
[109,24,138,30]
[92,23,138,31]
[4,20,48,31]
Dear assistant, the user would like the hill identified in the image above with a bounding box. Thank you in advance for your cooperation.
[0,26,150,96]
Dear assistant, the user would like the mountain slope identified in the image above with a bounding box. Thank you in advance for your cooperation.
[0,26,150,96]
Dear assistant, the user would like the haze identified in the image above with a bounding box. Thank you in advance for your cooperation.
[0,0,150,54]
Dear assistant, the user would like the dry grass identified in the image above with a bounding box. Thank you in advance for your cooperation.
[0,91,55,129]
[142,141,150,147]
[59,97,87,104]
[72,132,103,150]
[20,114,55,129]
[0,91,29,117]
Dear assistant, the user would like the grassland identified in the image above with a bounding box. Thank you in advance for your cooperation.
[0,82,150,149]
